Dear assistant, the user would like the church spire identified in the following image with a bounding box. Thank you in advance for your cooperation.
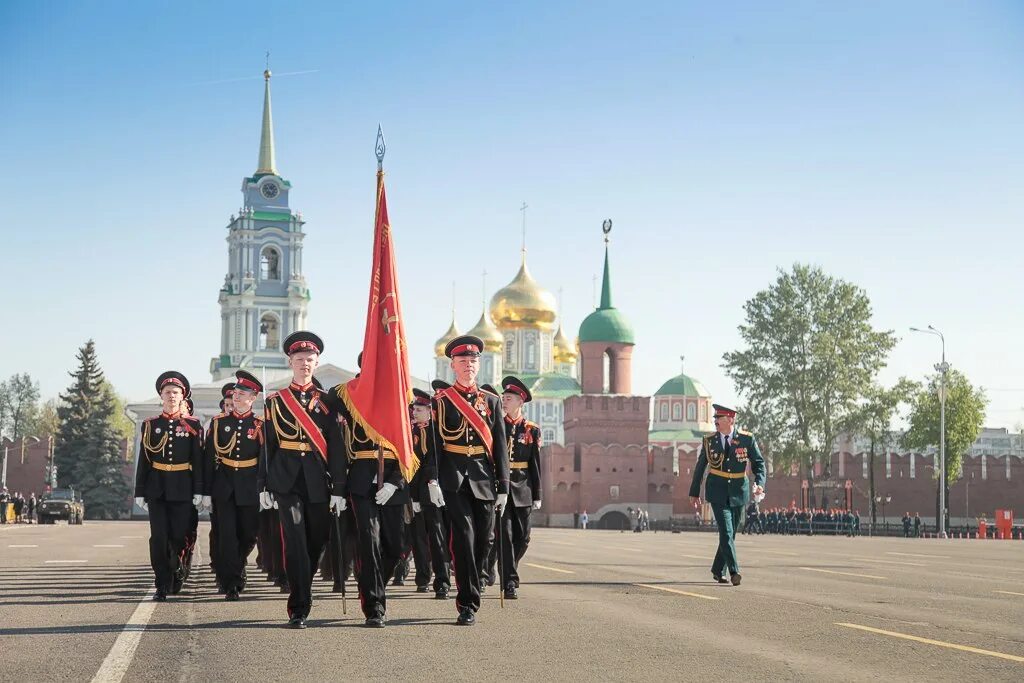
[256,66,277,176]
[599,221,613,310]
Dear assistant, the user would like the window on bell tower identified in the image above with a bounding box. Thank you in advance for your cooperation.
[260,247,281,281]
[259,313,280,351]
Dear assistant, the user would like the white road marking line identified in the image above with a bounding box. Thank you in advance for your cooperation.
[885,551,949,559]
[118,536,144,539]
[523,562,575,574]
[604,546,643,553]
[543,540,577,546]
[855,557,928,567]
[799,567,885,580]
[93,544,125,548]
[90,589,157,683]
[836,622,1024,663]
[635,583,719,600]
[44,559,88,564]
[994,590,1024,597]
[748,549,799,556]
[8,544,38,548]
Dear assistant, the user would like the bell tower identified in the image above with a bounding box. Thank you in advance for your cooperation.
[211,68,310,380]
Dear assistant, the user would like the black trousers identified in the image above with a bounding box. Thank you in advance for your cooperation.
[276,492,330,619]
[409,511,431,588]
[351,495,406,619]
[208,501,219,570]
[499,505,532,588]
[321,506,356,584]
[216,498,259,592]
[147,499,191,592]
[423,503,450,592]
[258,509,284,579]
[446,484,494,613]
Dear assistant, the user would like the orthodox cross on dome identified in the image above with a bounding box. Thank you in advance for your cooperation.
[680,355,685,375]
[520,201,528,256]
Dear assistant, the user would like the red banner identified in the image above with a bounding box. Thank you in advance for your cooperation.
[338,168,418,483]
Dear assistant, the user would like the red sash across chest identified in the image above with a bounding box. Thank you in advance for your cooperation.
[438,387,493,456]
[277,389,328,462]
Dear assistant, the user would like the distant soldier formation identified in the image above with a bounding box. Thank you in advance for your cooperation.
[134,331,548,628]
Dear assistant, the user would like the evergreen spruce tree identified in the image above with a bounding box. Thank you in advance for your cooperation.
[54,340,131,518]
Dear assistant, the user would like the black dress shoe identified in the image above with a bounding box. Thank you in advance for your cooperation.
[712,572,729,584]
[416,585,429,593]
[392,577,405,586]
[225,589,240,601]
[485,574,495,587]
[503,584,518,600]
[365,616,386,628]
[287,616,306,629]
[332,581,344,593]
[280,582,291,594]
[730,573,742,586]
[456,608,476,626]
[435,587,449,600]
[153,590,167,602]
[171,577,184,595]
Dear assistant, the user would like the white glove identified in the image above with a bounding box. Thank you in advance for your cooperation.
[375,482,398,506]
[412,501,421,514]
[533,499,542,510]
[201,495,212,511]
[135,496,148,512]
[495,492,508,514]
[427,480,445,508]
[330,495,347,516]
[259,491,274,511]
[272,498,279,509]
[192,494,203,508]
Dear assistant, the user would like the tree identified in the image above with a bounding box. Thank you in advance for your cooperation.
[53,341,131,519]
[28,398,60,440]
[844,379,918,528]
[902,369,987,528]
[0,373,41,442]
[722,264,897,502]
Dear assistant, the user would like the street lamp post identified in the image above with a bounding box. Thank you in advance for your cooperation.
[910,325,949,538]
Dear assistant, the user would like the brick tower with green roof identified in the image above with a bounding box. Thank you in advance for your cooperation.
[211,68,311,380]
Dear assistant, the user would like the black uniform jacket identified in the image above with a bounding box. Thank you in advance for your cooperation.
[259,384,345,504]
[135,413,204,502]
[505,415,542,508]
[329,384,408,506]
[430,384,509,501]
[204,411,262,506]
[408,421,435,505]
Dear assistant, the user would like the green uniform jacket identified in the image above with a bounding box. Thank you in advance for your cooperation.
[689,430,767,508]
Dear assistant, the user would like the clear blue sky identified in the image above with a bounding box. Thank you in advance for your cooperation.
[2,1,1022,430]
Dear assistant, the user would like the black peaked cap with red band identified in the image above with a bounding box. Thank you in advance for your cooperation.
[480,384,498,396]
[221,383,235,399]
[411,388,431,406]
[155,371,190,397]
[431,379,451,393]
[283,330,324,356]
[234,370,263,394]
[444,334,483,359]
[501,375,533,403]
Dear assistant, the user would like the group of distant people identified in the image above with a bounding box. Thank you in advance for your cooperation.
[632,508,652,532]
[0,488,37,524]
[743,504,861,536]
[901,512,925,538]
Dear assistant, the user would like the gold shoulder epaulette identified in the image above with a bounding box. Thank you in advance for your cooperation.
[738,429,752,436]
[265,391,279,401]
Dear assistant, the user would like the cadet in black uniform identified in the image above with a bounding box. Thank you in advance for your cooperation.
[329,376,412,628]
[478,383,500,588]
[207,383,235,586]
[135,372,204,601]
[205,371,264,601]
[424,380,452,599]
[260,332,346,628]
[407,388,435,593]
[495,376,542,599]
[430,336,509,625]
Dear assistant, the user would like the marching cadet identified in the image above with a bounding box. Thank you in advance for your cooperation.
[424,379,452,599]
[205,371,264,601]
[181,396,206,585]
[260,331,346,628]
[328,373,411,628]
[478,382,500,589]
[494,375,542,600]
[134,372,205,601]
[207,383,235,586]
[430,335,509,625]
[407,388,436,593]
[688,404,766,586]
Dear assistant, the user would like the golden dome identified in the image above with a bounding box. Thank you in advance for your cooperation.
[467,309,504,353]
[553,323,578,363]
[489,256,557,332]
[433,316,461,357]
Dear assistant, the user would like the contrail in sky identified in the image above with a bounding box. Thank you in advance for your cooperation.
[187,69,319,87]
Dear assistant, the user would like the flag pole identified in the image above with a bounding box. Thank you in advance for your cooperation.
[374,125,387,494]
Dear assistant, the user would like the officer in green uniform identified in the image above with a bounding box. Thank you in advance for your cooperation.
[688,404,765,586]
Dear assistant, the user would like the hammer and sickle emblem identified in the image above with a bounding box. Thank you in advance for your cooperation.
[380,292,399,334]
